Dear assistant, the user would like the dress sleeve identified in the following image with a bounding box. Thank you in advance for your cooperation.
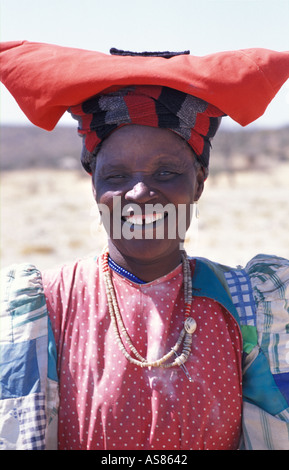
[241,254,289,450]
[41,267,64,348]
[41,263,77,349]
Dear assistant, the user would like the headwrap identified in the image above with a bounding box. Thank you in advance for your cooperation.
[1,41,288,173]
[69,84,224,173]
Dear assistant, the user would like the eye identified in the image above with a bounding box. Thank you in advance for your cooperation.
[155,169,179,180]
[105,173,127,181]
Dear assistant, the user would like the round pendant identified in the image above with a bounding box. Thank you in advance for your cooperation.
[184,317,197,334]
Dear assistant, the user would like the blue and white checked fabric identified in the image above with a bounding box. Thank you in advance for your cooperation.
[224,268,256,326]
[17,393,46,450]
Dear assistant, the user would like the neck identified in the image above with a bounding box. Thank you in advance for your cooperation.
[107,241,183,282]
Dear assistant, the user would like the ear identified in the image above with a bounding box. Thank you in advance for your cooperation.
[91,178,97,200]
[194,167,205,202]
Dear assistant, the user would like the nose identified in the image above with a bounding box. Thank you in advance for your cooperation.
[124,179,157,203]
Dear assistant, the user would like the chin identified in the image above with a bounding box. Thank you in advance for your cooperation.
[109,237,182,263]
[106,211,188,262]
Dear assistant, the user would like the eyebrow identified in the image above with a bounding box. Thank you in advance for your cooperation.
[149,156,189,171]
[96,145,195,179]
[99,155,184,171]
[152,156,180,166]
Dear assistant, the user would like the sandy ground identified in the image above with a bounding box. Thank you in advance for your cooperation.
[1,164,289,272]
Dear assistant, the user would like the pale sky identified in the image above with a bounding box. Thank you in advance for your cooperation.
[1,0,288,129]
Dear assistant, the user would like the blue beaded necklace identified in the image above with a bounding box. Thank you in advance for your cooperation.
[108,256,146,284]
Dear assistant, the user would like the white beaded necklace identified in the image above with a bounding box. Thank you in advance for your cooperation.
[102,249,197,370]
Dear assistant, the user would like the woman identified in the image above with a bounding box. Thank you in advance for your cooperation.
[0,42,289,450]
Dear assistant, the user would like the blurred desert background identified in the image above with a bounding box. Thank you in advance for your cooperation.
[1,123,289,272]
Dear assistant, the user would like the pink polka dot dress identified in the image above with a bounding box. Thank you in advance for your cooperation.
[42,256,242,450]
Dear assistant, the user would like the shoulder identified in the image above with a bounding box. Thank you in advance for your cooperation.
[199,253,289,386]
[243,254,289,377]
[0,263,47,327]
[41,253,100,294]
[199,253,289,328]
[243,254,289,371]
[244,253,289,303]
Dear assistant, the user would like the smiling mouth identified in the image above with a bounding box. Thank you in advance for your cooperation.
[122,213,167,226]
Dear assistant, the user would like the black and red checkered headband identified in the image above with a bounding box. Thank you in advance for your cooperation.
[69,85,224,175]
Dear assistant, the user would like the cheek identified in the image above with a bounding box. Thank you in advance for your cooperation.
[92,179,113,221]
[96,191,115,221]
[165,178,196,205]
[94,186,124,238]
[168,179,196,231]
[93,176,116,206]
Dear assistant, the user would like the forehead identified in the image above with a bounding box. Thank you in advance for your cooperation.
[95,125,195,169]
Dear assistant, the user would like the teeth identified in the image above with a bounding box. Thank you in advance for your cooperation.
[125,215,143,225]
[125,213,165,225]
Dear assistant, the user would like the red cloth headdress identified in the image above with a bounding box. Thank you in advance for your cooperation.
[1,41,288,171]
[69,84,224,173]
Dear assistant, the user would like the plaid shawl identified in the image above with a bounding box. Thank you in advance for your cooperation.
[69,85,224,174]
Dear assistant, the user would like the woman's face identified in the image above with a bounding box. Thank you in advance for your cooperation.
[93,125,204,264]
